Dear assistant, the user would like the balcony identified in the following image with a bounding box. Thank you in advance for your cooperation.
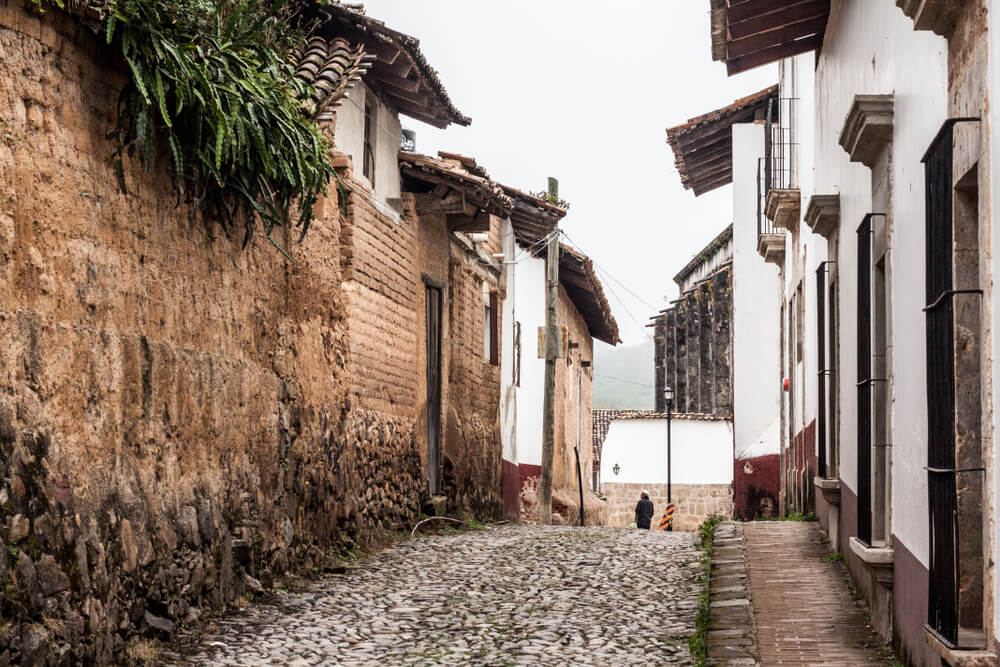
[755,97,796,265]
[765,188,801,232]
[804,194,840,239]
[757,233,785,265]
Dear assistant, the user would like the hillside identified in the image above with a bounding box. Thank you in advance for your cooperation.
[592,339,655,410]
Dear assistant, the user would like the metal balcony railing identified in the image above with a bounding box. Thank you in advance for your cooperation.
[757,97,799,245]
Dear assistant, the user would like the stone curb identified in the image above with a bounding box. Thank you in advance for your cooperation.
[707,522,759,666]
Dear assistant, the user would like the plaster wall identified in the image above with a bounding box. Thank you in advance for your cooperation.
[598,418,734,486]
[332,83,402,209]
[513,255,546,468]
[499,219,518,467]
[732,123,782,460]
[780,53,824,438]
[815,0,948,565]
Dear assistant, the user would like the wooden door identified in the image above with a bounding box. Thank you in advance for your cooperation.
[425,286,443,495]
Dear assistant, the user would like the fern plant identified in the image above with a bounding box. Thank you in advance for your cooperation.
[104,0,334,251]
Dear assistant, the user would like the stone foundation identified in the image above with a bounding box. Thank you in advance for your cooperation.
[602,482,732,531]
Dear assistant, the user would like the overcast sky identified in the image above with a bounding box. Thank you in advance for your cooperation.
[361,1,776,345]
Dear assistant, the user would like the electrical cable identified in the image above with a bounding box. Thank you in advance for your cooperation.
[593,375,656,389]
[559,230,662,312]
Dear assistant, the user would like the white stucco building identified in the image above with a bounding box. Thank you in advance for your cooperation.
[699,0,1000,663]
[594,411,734,531]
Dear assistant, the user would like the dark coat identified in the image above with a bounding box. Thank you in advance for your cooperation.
[635,497,654,529]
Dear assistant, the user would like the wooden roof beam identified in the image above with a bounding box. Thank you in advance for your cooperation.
[728,0,829,39]
[671,109,760,148]
[691,171,734,196]
[726,15,828,59]
[680,139,732,165]
[684,153,733,181]
[726,33,824,75]
[726,0,797,24]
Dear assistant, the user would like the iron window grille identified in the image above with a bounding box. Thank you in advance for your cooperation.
[816,261,835,479]
[922,117,983,647]
[855,214,883,547]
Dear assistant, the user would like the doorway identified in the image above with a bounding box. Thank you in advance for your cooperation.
[425,285,443,495]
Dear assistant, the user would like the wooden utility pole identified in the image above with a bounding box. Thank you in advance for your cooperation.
[539,177,559,525]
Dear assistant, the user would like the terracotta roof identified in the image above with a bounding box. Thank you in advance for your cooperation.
[55,1,463,128]
[399,151,512,218]
[313,2,470,128]
[673,224,733,286]
[501,186,568,247]
[292,37,374,121]
[666,85,778,196]
[560,245,621,346]
[710,0,829,76]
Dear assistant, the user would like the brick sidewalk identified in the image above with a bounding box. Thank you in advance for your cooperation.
[743,521,895,666]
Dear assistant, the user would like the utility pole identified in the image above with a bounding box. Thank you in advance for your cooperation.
[539,176,559,525]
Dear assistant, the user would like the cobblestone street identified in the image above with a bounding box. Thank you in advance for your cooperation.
[172,525,701,666]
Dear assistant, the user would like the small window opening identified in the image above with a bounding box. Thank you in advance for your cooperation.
[513,322,522,387]
[363,98,376,187]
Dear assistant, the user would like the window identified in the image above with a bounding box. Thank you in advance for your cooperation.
[513,321,521,386]
[816,263,831,478]
[924,118,985,647]
[795,280,804,365]
[483,283,498,366]
[363,99,376,187]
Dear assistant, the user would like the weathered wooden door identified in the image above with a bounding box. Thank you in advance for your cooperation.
[425,286,443,495]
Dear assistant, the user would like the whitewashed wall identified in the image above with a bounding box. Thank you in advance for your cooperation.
[499,219,518,466]
[780,53,824,439]
[333,83,402,208]
[599,418,734,486]
[732,123,783,460]
[513,255,546,468]
[815,0,947,565]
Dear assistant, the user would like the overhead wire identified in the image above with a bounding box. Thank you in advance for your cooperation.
[593,375,656,389]
[559,230,662,313]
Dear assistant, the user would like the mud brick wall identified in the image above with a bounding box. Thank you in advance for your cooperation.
[0,4,434,662]
[340,183,419,417]
[654,265,732,419]
[552,286,604,525]
[441,248,502,516]
[602,482,733,532]
[407,199,451,502]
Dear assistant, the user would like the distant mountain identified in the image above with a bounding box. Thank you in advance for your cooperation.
[592,339,655,410]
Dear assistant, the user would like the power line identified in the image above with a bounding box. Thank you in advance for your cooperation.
[595,271,654,341]
[593,374,655,389]
[559,230,662,313]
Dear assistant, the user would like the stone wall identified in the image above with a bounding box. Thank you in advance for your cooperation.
[654,265,732,418]
[0,4,499,662]
[602,482,733,532]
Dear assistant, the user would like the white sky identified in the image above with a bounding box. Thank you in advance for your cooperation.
[360,0,776,344]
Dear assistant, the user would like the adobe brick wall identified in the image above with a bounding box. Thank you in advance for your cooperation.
[553,287,605,525]
[602,482,732,532]
[442,247,503,515]
[0,3,500,662]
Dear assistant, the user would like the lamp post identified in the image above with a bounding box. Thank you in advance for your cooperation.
[664,386,674,531]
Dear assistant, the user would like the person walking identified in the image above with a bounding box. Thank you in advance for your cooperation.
[634,490,654,530]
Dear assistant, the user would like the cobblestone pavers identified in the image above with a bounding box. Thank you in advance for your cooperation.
[742,521,895,666]
[172,525,701,666]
